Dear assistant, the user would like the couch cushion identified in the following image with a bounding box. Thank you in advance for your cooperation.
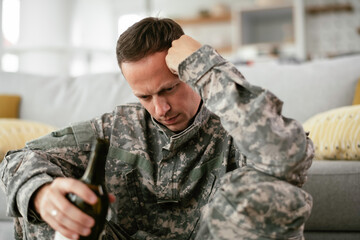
[303,105,360,160]
[303,160,360,231]
[0,72,138,127]
[0,95,21,118]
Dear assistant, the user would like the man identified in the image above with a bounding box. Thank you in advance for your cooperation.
[0,17,313,239]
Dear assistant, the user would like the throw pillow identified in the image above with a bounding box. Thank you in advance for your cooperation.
[303,105,360,160]
[353,78,360,105]
[0,119,56,161]
[0,95,21,118]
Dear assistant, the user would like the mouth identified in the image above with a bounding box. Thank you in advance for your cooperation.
[163,114,179,125]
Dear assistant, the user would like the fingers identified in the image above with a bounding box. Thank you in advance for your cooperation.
[52,178,98,205]
[33,178,98,238]
[46,205,91,239]
[108,193,116,203]
[48,184,95,226]
[46,209,82,239]
[172,35,202,53]
[166,35,202,75]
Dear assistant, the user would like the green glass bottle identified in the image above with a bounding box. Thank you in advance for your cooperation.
[54,138,110,240]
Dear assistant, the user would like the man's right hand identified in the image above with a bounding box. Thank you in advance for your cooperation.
[33,177,97,240]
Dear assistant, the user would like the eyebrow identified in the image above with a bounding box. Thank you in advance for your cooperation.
[134,82,179,98]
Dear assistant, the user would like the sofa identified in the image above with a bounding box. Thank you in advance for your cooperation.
[1,54,360,239]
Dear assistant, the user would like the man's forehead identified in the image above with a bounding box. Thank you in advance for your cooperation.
[122,52,168,78]
[121,51,168,67]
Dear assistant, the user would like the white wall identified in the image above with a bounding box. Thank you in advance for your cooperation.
[3,0,119,76]
[70,0,118,76]
[0,0,3,62]
[1,0,360,76]
[18,0,73,75]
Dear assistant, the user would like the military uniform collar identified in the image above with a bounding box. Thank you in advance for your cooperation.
[151,103,210,151]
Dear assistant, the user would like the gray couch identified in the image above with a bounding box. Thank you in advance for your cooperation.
[1,54,360,239]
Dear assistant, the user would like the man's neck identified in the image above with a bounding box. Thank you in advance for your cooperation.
[152,100,203,136]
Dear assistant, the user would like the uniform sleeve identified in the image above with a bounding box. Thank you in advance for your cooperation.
[178,45,314,187]
[0,120,103,223]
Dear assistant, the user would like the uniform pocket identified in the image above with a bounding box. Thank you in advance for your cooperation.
[125,169,145,210]
[105,149,155,234]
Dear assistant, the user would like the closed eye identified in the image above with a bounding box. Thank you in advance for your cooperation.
[161,83,179,94]
[165,86,174,91]
[136,83,179,100]
[138,95,151,100]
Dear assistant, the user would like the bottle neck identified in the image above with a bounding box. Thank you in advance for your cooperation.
[81,139,109,185]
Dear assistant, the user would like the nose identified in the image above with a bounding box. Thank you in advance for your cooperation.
[154,96,170,117]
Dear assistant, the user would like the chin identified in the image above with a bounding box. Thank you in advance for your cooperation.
[169,124,188,132]
[168,126,181,132]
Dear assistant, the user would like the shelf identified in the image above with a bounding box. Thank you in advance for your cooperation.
[306,3,353,15]
[174,14,231,26]
[239,3,293,13]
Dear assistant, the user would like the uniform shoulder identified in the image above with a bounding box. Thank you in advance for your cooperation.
[113,102,148,120]
[115,102,144,111]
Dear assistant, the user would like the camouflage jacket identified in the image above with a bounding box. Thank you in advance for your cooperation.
[0,45,313,239]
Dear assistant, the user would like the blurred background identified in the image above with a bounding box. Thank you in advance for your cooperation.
[0,0,359,77]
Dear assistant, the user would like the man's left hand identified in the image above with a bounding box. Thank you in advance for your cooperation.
[166,35,202,75]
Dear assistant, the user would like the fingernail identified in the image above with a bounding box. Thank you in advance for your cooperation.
[72,234,79,239]
[87,218,95,227]
[82,228,91,236]
[90,195,97,203]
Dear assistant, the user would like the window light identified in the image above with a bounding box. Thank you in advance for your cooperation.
[2,0,20,45]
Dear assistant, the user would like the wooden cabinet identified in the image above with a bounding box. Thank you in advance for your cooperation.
[235,5,294,46]
[173,1,306,60]
[232,1,306,60]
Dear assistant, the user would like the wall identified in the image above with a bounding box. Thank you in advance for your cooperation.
[1,0,360,76]
[17,0,73,75]
[1,0,118,76]
[0,1,2,57]
[69,0,118,75]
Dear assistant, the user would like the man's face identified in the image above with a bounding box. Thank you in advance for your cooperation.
[121,51,201,132]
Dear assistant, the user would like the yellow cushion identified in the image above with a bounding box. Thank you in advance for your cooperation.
[0,119,56,161]
[303,105,360,160]
[0,95,21,118]
[353,78,360,105]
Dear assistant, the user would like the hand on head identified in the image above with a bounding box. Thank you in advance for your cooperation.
[33,177,115,239]
[166,35,202,75]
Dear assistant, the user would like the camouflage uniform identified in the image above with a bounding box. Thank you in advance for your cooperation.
[0,45,313,239]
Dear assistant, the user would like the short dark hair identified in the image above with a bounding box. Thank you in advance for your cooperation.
[116,17,184,67]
